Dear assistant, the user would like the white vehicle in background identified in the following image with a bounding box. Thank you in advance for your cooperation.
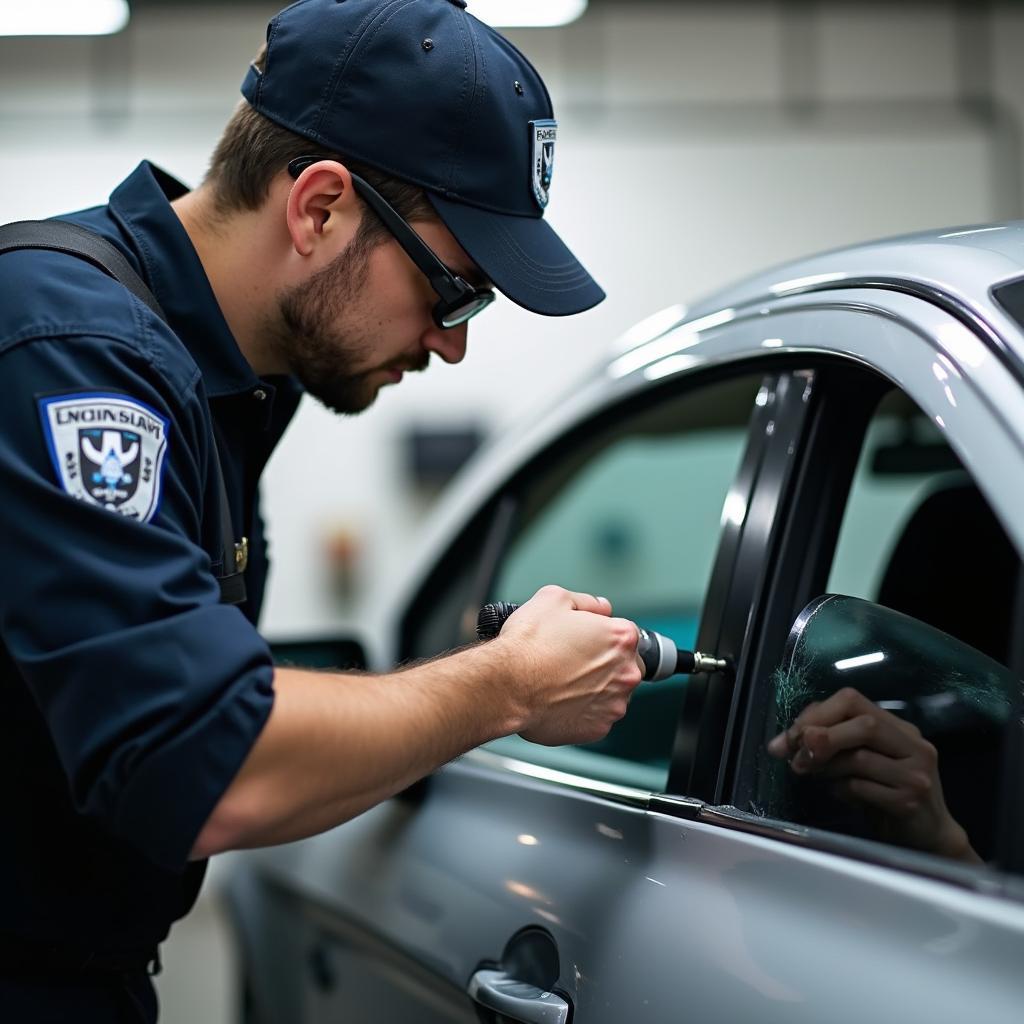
[229,223,1024,1024]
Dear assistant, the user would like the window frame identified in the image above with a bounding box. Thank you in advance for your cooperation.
[668,368,819,801]
[398,359,800,796]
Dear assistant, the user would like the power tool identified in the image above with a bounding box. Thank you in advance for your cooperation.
[476,601,730,681]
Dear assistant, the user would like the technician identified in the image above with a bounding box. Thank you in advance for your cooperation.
[0,1,641,1020]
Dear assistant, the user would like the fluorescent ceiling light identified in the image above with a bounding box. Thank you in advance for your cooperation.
[834,651,885,672]
[470,1,588,28]
[1,0,130,37]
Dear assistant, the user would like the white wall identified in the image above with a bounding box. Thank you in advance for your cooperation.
[2,2,1022,645]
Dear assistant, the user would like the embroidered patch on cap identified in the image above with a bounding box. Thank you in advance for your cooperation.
[530,119,557,210]
[38,392,170,523]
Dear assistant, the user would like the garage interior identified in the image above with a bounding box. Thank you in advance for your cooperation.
[3,1,1024,1020]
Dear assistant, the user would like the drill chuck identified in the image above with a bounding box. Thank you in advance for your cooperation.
[476,602,728,680]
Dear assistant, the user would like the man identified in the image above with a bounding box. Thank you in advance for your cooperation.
[0,1,641,1019]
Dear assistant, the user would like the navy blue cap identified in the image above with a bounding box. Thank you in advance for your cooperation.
[241,0,605,316]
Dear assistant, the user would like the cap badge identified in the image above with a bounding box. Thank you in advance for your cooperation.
[530,119,558,210]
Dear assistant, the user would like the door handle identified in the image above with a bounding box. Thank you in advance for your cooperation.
[467,968,570,1024]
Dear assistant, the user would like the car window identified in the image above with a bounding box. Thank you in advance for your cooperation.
[742,387,1022,865]
[483,374,765,792]
[829,394,968,605]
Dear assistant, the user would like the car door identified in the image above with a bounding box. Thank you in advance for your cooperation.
[233,294,1024,1024]
[647,295,1024,1024]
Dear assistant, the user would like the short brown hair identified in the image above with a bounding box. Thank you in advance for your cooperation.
[204,44,437,237]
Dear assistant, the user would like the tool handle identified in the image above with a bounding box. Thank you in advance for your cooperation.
[476,601,519,640]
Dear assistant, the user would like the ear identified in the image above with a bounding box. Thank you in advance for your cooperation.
[285,160,359,257]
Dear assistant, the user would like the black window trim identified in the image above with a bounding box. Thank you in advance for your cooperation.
[669,369,819,802]
[724,360,886,809]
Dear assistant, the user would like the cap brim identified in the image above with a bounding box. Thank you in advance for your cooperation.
[427,194,605,317]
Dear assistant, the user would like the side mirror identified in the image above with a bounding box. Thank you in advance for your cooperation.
[269,637,368,672]
[778,594,1018,738]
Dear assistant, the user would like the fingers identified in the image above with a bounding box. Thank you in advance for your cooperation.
[832,777,926,815]
[527,585,612,617]
[567,591,613,616]
[812,746,910,787]
[768,688,906,761]
[799,713,913,765]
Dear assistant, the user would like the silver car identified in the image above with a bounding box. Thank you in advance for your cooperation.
[227,223,1024,1024]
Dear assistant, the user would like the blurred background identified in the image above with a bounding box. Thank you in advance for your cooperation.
[2,0,1023,1019]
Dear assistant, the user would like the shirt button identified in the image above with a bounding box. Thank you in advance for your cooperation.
[252,388,268,402]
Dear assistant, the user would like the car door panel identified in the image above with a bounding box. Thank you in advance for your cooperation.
[243,756,1024,1023]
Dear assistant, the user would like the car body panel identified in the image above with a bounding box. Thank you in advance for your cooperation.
[235,756,1024,1023]
[227,223,1024,1023]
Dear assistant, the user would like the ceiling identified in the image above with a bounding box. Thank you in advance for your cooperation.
[127,0,1020,9]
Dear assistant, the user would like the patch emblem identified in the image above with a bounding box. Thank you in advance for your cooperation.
[38,392,170,523]
[530,118,558,209]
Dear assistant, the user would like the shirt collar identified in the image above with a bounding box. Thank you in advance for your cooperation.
[108,161,283,402]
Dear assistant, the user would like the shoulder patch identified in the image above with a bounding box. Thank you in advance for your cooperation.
[38,392,170,523]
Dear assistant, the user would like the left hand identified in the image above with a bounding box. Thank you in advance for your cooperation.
[767,687,980,863]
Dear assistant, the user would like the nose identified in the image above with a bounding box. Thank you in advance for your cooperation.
[422,322,468,365]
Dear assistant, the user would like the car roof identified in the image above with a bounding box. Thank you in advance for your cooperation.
[643,220,1024,365]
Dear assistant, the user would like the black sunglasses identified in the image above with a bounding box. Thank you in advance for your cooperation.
[287,157,495,329]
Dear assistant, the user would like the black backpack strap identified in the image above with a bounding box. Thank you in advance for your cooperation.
[0,220,165,321]
[211,421,248,606]
[0,220,247,607]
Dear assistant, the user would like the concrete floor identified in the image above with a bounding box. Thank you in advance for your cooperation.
[155,885,238,1024]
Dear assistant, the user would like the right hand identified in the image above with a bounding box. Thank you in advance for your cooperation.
[494,585,643,746]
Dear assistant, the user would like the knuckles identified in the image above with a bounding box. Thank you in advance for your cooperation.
[835,687,871,712]
[850,747,872,771]
[907,771,932,798]
[859,713,878,739]
[611,620,639,649]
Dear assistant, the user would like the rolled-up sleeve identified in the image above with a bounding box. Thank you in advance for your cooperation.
[0,332,275,871]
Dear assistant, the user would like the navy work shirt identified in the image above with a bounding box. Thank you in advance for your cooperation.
[0,162,301,959]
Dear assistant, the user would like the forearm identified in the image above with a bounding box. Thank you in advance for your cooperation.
[191,642,520,858]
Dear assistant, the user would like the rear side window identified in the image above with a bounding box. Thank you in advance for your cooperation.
[829,390,1018,665]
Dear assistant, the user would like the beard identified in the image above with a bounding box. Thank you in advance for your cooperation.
[269,228,427,414]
